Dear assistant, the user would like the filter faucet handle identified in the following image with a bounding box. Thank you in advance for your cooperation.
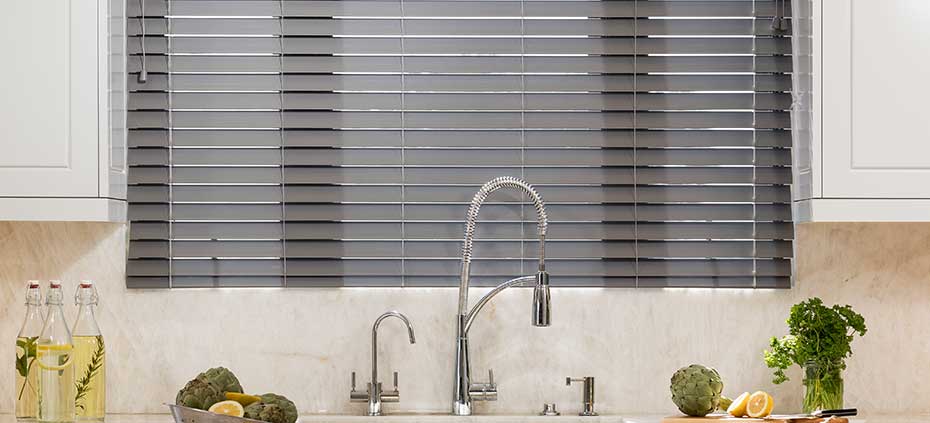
[349,372,368,402]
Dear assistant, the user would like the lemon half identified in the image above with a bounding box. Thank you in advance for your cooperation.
[746,391,774,418]
[726,391,751,417]
[209,400,245,417]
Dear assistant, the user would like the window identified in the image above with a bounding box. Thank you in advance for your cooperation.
[127,0,794,288]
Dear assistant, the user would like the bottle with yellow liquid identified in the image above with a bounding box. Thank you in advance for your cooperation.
[36,281,74,423]
[72,282,104,421]
[16,281,44,420]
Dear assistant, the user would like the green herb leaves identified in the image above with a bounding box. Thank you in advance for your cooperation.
[75,336,105,411]
[764,297,867,384]
[16,336,38,400]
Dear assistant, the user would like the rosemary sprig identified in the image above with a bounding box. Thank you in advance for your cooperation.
[75,336,105,411]
[16,336,38,401]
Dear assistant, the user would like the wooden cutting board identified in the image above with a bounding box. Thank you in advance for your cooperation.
[662,416,849,423]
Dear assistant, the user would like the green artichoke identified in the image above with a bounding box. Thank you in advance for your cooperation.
[176,367,244,410]
[244,403,287,423]
[176,378,225,410]
[252,394,297,423]
[201,367,244,394]
[670,364,724,417]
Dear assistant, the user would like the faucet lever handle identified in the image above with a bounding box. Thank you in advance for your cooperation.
[349,371,369,403]
[393,371,399,391]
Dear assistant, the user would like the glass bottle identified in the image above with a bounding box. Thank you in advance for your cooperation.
[16,281,44,420]
[72,281,105,421]
[802,359,844,413]
[37,281,75,423]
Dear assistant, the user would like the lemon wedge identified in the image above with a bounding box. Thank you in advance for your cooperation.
[726,391,751,417]
[209,400,245,417]
[746,391,774,418]
[225,392,262,407]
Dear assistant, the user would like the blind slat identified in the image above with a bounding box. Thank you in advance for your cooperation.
[129,1,791,19]
[129,55,793,74]
[131,18,789,37]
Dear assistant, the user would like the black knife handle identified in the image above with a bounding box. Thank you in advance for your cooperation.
[816,408,858,417]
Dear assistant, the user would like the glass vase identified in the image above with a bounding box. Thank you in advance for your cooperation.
[802,360,844,413]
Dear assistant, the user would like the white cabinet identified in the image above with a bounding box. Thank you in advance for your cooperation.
[0,0,126,222]
[794,0,930,221]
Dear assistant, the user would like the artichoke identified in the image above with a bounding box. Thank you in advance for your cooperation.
[670,364,724,417]
[246,394,297,423]
[201,367,244,394]
[176,367,244,410]
[176,378,225,410]
[260,394,297,423]
[244,403,287,423]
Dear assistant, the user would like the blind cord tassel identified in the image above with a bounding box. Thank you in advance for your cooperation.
[771,0,789,33]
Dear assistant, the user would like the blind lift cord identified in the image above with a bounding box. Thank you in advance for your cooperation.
[138,0,147,83]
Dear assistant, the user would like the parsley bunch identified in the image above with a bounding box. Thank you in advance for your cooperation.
[764,297,867,384]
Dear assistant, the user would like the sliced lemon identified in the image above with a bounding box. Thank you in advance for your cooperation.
[726,391,751,417]
[225,392,262,407]
[209,400,245,417]
[746,391,774,418]
[35,344,74,370]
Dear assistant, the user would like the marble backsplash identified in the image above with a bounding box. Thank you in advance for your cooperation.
[0,221,928,416]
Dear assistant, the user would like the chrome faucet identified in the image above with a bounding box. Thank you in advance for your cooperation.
[350,311,416,416]
[452,176,552,416]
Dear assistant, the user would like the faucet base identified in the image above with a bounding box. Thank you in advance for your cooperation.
[453,401,471,416]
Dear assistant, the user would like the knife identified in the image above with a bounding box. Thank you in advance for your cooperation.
[767,408,858,420]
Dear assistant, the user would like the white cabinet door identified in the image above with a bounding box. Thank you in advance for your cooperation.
[821,0,930,198]
[0,0,99,197]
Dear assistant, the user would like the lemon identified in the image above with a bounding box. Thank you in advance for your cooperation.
[35,344,74,371]
[726,391,751,417]
[746,391,774,418]
[209,400,245,417]
[225,392,262,407]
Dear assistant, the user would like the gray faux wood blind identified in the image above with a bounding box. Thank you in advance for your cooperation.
[126,0,794,288]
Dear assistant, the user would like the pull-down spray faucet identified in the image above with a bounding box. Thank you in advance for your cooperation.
[452,176,551,415]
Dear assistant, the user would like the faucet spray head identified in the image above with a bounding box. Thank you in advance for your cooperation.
[407,327,417,344]
[532,271,551,327]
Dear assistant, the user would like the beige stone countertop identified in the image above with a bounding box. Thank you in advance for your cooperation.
[4,414,925,423]
[621,414,912,423]
[1,415,624,423]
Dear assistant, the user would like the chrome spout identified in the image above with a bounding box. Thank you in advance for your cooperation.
[453,177,551,416]
[351,311,416,416]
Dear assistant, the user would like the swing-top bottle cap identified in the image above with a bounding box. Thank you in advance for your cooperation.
[75,280,99,305]
[25,280,42,305]
[46,281,65,305]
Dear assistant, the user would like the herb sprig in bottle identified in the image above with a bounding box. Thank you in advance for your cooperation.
[72,281,105,421]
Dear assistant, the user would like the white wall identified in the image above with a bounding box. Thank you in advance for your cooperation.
[1,222,927,416]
